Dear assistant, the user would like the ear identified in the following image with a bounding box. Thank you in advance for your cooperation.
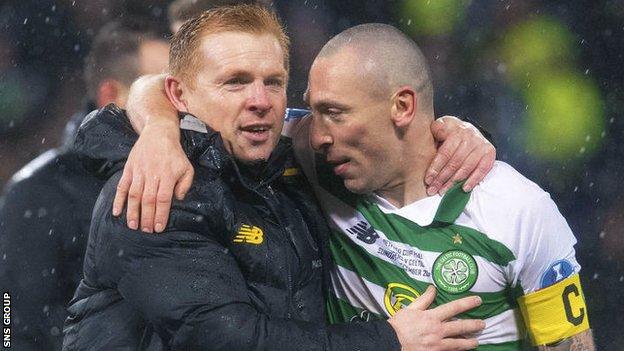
[96,79,126,108]
[390,86,417,128]
[164,75,190,113]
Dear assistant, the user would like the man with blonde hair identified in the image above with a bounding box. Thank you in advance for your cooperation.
[64,5,493,351]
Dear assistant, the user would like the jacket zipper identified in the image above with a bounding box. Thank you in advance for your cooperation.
[262,184,295,319]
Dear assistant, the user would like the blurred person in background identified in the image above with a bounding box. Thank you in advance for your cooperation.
[0,21,169,350]
[167,0,258,33]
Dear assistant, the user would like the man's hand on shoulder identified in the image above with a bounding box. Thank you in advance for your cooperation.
[426,116,496,195]
[388,286,485,351]
[112,120,194,233]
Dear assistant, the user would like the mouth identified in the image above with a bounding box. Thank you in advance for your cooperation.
[240,124,272,143]
[327,158,350,176]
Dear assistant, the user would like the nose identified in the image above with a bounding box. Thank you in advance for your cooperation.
[247,81,271,116]
[310,115,333,152]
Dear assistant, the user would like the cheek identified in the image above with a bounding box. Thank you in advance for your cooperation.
[339,124,369,148]
[357,133,390,170]
[273,94,287,111]
[274,116,285,131]
[217,103,245,133]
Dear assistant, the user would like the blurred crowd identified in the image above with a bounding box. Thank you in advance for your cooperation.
[0,0,622,349]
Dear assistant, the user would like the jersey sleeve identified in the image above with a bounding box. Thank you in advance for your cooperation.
[509,193,590,345]
[509,193,580,294]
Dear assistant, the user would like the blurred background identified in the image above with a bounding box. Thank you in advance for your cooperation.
[0,0,621,349]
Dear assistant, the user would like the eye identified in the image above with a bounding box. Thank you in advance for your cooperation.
[324,108,343,121]
[225,77,247,85]
[265,77,284,88]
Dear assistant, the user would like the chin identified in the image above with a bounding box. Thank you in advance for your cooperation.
[343,178,372,194]
[236,150,272,164]
[237,155,267,165]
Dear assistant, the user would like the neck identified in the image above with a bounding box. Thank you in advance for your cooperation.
[376,116,436,208]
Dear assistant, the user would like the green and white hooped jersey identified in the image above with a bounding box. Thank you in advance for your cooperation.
[283,116,581,350]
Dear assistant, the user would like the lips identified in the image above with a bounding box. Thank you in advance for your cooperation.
[240,123,272,143]
[327,158,350,176]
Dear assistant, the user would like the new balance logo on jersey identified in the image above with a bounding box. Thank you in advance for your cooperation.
[233,224,264,245]
[346,221,379,244]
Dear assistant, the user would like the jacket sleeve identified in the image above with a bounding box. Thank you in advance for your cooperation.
[93,180,400,351]
[72,104,137,178]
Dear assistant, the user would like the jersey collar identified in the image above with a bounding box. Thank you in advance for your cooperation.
[372,181,471,227]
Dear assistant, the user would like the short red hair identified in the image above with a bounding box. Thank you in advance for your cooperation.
[169,4,290,84]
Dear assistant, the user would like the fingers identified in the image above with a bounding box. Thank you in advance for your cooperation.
[154,178,175,233]
[437,147,482,195]
[408,285,437,311]
[442,319,486,338]
[425,137,461,192]
[433,295,482,321]
[427,140,476,195]
[430,116,459,141]
[174,167,194,201]
[140,176,159,233]
[113,168,132,217]
[462,145,496,192]
[428,117,497,195]
[439,337,479,351]
[126,173,145,230]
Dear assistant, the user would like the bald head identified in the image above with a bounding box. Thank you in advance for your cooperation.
[315,23,434,113]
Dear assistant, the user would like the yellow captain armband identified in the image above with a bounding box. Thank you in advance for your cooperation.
[518,273,590,346]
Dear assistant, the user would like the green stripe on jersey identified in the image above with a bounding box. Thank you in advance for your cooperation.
[433,181,471,223]
[329,230,517,320]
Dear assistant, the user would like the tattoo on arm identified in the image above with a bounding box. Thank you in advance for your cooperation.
[537,329,595,351]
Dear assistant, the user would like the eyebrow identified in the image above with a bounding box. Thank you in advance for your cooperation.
[220,67,287,81]
[311,98,350,112]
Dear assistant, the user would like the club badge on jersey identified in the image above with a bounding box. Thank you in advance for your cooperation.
[432,249,479,294]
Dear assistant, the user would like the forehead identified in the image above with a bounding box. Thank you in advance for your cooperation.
[308,49,379,105]
[197,31,286,76]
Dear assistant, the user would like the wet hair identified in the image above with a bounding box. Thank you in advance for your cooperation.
[317,23,434,111]
[169,4,289,85]
[83,21,161,101]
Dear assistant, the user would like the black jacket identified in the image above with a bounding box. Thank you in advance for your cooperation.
[62,105,400,351]
[0,102,102,351]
